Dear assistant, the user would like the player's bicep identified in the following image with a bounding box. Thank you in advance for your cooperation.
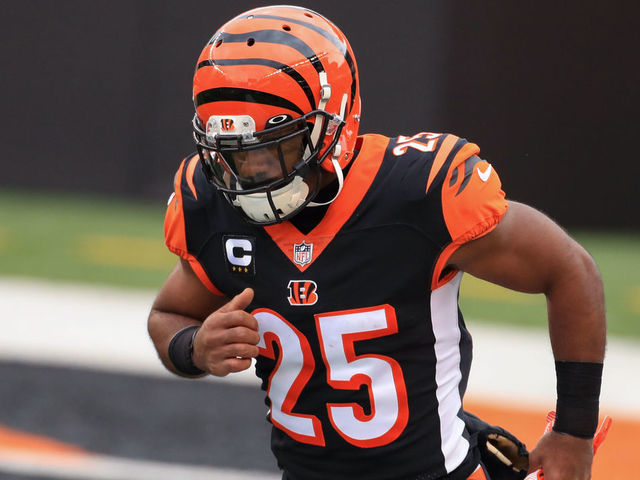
[152,258,229,320]
[447,201,582,294]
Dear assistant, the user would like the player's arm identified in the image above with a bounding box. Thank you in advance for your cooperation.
[448,201,605,361]
[447,200,606,480]
[148,258,260,377]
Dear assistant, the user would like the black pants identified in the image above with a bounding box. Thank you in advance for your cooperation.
[280,453,489,480]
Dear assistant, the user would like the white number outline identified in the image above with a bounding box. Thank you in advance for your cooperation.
[254,305,408,448]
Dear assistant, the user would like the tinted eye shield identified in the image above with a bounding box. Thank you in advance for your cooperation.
[226,129,309,189]
[193,111,345,194]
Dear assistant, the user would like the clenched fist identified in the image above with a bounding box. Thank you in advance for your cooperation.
[192,288,260,376]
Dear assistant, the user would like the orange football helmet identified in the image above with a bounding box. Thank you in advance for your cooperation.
[192,5,361,224]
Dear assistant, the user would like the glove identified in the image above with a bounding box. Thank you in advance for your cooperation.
[462,411,529,480]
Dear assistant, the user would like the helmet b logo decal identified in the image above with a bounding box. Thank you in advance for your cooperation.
[293,241,313,266]
[220,118,235,131]
[287,280,318,306]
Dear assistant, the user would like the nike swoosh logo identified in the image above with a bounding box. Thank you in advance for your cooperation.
[477,164,492,182]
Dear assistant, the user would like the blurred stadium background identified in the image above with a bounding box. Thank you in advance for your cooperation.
[1,1,638,479]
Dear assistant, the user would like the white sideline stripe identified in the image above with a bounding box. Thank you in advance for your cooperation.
[0,277,260,386]
[0,450,280,480]
[1,277,639,415]
[466,321,640,417]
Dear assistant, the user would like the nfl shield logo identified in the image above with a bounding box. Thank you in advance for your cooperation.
[293,241,313,266]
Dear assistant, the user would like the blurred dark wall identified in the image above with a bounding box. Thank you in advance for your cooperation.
[1,1,638,228]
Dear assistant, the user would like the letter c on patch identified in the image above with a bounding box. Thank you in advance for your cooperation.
[225,238,253,267]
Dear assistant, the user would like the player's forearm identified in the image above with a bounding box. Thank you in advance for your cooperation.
[543,242,605,441]
[147,308,204,377]
[545,244,606,363]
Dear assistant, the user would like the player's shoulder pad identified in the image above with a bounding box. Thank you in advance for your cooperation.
[387,132,507,241]
[164,153,211,259]
[382,133,472,198]
[386,132,478,194]
[436,136,507,244]
[386,132,466,184]
[163,154,226,296]
[173,153,213,207]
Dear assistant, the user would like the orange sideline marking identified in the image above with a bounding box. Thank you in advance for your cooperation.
[0,424,87,455]
[465,398,640,480]
[1,404,638,479]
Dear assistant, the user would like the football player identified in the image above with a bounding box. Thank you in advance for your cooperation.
[148,5,606,480]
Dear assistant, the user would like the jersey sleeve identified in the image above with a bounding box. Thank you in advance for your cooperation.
[429,137,508,288]
[441,143,507,244]
[164,154,224,296]
[164,158,190,259]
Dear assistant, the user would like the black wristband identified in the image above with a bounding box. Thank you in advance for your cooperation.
[168,325,205,376]
[553,360,603,438]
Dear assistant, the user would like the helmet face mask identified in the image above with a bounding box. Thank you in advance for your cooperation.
[193,110,345,224]
[191,5,361,224]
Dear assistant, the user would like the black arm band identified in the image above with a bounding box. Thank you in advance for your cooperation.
[553,360,603,438]
[168,325,205,376]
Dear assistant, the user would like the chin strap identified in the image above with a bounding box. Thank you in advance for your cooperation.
[308,156,344,207]
[305,71,332,161]
[309,92,349,208]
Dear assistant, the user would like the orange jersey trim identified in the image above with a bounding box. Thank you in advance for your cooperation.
[165,159,189,258]
[430,243,462,290]
[165,157,224,296]
[466,464,488,480]
[265,134,389,272]
[188,257,224,296]
[430,142,508,289]
[185,154,200,200]
[425,134,459,194]
[430,207,507,290]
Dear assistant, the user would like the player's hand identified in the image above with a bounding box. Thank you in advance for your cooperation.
[192,288,260,376]
[527,430,593,480]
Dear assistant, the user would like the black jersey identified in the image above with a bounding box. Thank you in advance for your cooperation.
[164,132,508,480]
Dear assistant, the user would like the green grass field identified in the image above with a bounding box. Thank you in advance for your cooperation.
[1,189,638,339]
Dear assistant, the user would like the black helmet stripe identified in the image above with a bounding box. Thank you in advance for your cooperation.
[249,14,357,113]
[197,58,316,110]
[212,31,324,74]
[250,15,347,55]
[195,87,305,115]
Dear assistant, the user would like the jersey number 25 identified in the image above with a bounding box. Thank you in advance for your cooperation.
[254,305,409,448]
